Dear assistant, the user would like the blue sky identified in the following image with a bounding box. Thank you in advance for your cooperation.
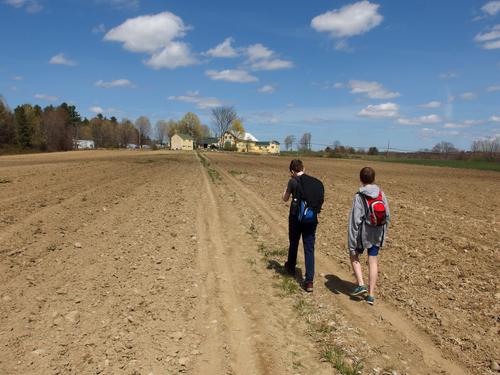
[0,0,499,150]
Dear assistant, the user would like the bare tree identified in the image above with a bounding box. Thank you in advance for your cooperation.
[284,135,295,151]
[298,132,312,151]
[471,136,500,160]
[432,141,457,158]
[135,116,151,148]
[211,106,238,146]
[155,120,168,145]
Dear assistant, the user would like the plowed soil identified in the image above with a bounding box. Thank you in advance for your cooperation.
[0,150,498,375]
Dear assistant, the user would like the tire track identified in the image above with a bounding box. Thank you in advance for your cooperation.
[194,153,268,374]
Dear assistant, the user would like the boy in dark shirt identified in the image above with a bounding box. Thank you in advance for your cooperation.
[282,159,320,292]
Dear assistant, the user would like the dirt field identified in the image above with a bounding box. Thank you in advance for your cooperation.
[0,150,498,375]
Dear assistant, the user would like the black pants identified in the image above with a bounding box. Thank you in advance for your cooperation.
[287,217,317,283]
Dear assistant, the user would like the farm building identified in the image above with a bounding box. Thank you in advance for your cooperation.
[75,139,95,149]
[199,137,219,149]
[171,133,194,150]
[222,131,280,154]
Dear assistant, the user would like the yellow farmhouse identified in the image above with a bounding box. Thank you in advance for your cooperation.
[222,131,280,154]
[171,133,194,151]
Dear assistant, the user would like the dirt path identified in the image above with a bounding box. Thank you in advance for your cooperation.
[204,153,469,375]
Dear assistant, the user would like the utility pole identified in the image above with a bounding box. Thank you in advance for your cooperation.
[386,140,390,158]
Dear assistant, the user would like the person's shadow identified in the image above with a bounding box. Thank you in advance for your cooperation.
[324,274,364,302]
[267,260,304,284]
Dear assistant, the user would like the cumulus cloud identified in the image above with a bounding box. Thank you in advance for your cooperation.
[475,24,500,49]
[418,101,442,108]
[482,1,500,16]
[204,37,239,58]
[145,42,198,69]
[89,106,117,115]
[206,69,258,83]
[490,115,500,122]
[358,102,399,118]
[34,93,58,101]
[104,11,197,69]
[397,114,442,126]
[95,79,134,88]
[258,85,275,94]
[168,90,223,109]
[245,44,293,71]
[460,92,478,100]
[347,80,400,99]
[311,1,382,42]
[4,0,42,13]
[49,53,77,66]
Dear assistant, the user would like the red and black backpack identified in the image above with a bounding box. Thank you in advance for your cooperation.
[358,192,387,226]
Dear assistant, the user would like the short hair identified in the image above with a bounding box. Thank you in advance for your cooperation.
[289,159,304,173]
[360,167,375,184]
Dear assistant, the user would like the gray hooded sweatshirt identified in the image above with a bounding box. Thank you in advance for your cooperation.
[347,184,390,253]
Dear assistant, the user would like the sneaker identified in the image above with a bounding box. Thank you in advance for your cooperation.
[366,295,375,305]
[304,282,313,293]
[351,285,368,296]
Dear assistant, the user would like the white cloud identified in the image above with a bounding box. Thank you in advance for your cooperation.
[443,119,484,128]
[490,115,500,122]
[145,42,198,69]
[204,37,238,58]
[487,85,500,91]
[95,79,134,88]
[96,0,139,10]
[358,102,399,118]
[206,69,258,83]
[104,12,186,53]
[460,92,478,100]
[482,1,500,16]
[104,11,197,69]
[475,25,500,49]
[444,123,467,129]
[245,44,293,71]
[34,93,58,102]
[311,1,383,38]
[49,53,77,66]
[89,106,117,115]
[168,90,223,109]
[420,127,460,137]
[333,82,344,89]
[345,80,400,99]
[418,101,442,108]
[258,85,275,94]
[92,24,106,34]
[4,0,42,13]
[397,114,442,126]
[11,75,23,81]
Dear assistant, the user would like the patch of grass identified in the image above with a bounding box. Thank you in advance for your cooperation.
[322,347,363,375]
[279,276,300,295]
[197,152,210,168]
[229,169,247,176]
[294,299,313,316]
[207,168,221,183]
[382,158,500,172]
[257,243,288,259]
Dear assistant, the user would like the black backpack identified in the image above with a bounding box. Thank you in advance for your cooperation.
[297,175,324,222]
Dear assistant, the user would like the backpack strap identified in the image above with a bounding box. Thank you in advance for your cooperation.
[356,192,369,221]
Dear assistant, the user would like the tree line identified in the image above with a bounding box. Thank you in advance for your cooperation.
[0,95,220,152]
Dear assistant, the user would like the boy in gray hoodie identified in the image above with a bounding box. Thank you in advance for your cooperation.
[348,167,390,305]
